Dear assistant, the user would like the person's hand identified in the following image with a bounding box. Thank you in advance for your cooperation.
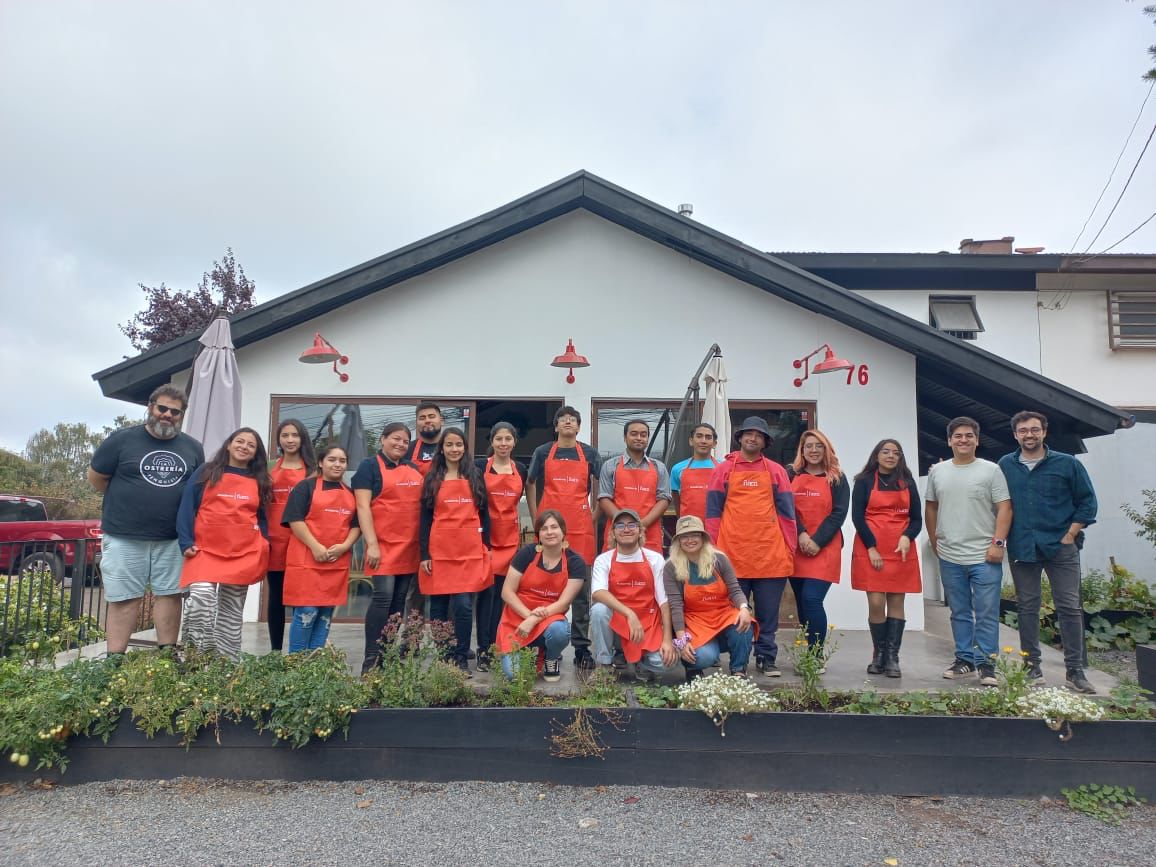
[736,607,753,633]
[895,536,911,562]
[679,641,697,665]
[515,615,539,640]
[660,639,678,668]
[986,543,1005,564]
[420,559,433,575]
[530,606,551,619]
[364,542,381,570]
[311,544,329,563]
[798,533,819,557]
[1061,533,1076,545]
[626,610,644,644]
[868,546,884,570]
[183,545,199,558]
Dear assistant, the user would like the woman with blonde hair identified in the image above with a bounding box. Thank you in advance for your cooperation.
[787,429,850,653]
[662,515,753,681]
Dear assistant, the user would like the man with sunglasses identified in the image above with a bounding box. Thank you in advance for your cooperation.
[88,385,204,658]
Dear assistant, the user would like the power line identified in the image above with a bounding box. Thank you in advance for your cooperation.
[1081,120,1156,253]
[1074,209,1156,264]
[1071,80,1155,252]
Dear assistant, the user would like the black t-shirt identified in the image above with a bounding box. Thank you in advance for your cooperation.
[509,544,589,580]
[406,438,440,464]
[526,442,601,494]
[90,425,205,540]
[281,478,360,529]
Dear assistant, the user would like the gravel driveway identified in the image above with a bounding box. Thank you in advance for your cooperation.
[2,779,1153,866]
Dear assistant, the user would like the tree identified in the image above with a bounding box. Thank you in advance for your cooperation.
[120,248,256,352]
[1146,5,1156,80]
[24,423,104,479]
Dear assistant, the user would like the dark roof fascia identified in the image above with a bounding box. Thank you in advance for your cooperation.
[772,252,1065,272]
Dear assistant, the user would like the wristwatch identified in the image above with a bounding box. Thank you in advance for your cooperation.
[991,538,1006,548]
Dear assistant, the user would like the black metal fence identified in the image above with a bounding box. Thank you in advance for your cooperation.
[0,537,126,656]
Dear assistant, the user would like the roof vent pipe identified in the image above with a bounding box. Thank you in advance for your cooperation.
[678,203,693,217]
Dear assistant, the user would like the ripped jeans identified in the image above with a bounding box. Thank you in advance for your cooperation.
[288,606,335,653]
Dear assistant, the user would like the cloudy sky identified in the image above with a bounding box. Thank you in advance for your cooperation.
[1,1,1153,453]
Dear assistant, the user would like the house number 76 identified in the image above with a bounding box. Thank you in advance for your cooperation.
[846,364,870,386]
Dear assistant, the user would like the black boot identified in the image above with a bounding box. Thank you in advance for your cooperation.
[684,668,705,684]
[884,617,905,678]
[866,621,888,674]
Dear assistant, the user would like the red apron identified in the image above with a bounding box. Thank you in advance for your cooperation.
[369,455,423,575]
[603,456,664,553]
[790,472,843,583]
[677,458,718,521]
[421,478,493,595]
[496,550,571,652]
[484,458,524,576]
[682,566,748,647]
[283,479,357,607]
[537,443,595,563]
[606,550,664,663]
[180,473,269,587]
[716,458,793,579]
[266,460,307,571]
[409,440,436,477]
[851,474,922,593]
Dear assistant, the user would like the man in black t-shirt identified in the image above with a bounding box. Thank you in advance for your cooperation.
[88,385,204,655]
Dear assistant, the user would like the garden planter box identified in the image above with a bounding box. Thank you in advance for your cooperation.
[4,708,1154,799]
[1138,644,1156,694]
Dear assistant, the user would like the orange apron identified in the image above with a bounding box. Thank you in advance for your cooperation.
[851,474,922,593]
[677,458,718,522]
[283,478,356,607]
[716,458,793,579]
[790,472,843,583]
[682,566,747,647]
[603,456,664,553]
[369,455,423,575]
[266,460,307,571]
[421,478,493,595]
[606,550,664,662]
[484,458,523,576]
[180,472,269,587]
[496,550,571,652]
[537,443,595,563]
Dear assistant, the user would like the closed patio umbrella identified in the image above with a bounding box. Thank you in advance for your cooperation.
[701,353,731,459]
[183,316,242,452]
[339,403,368,468]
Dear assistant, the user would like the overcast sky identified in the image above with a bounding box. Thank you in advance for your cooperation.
[1,1,1153,453]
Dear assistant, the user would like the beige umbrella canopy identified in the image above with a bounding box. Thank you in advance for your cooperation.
[701,352,731,459]
[183,316,242,453]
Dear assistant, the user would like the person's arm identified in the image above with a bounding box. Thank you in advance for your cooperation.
[704,462,729,543]
[988,499,1012,563]
[546,556,588,616]
[850,476,877,548]
[1068,459,1098,537]
[354,488,382,571]
[654,460,673,504]
[586,444,602,516]
[904,481,923,539]
[88,432,122,493]
[419,500,434,562]
[87,467,110,493]
[289,519,331,562]
[662,561,686,635]
[526,447,543,520]
[176,473,204,554]
[811,474,850,548]
[597,458,618,518]
[924,500,938,557]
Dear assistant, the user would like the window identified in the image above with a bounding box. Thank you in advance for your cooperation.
[929,295,983,341]
[1108,291,1156,349]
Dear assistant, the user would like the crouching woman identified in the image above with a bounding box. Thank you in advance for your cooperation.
[496,510,586,682]
[282,445,361,653]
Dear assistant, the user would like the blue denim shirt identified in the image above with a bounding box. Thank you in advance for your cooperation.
[997,447,1097,563]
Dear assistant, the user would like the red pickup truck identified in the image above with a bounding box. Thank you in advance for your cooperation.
[0,495,102,583]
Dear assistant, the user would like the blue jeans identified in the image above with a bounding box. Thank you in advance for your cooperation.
[287,606,334,653]
[589,603,672,674]
[789,577,832,647]
[939,559,1002,666]
[428,592,475,662]
[500,620,571,679]
[686,623,753,673]
[737,577,787,663]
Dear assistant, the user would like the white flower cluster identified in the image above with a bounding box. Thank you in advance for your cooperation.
[1015,687,1105,725]
[676,673,778,735]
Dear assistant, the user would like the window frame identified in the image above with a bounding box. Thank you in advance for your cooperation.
[929,295,984,341]
[1107,290,1156,350]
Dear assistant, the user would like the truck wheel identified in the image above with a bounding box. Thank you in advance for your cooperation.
[17,551,65,583]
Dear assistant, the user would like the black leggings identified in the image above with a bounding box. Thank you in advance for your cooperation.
[265,571,286,651]
[474,574,506,659]
[362,573,414,672]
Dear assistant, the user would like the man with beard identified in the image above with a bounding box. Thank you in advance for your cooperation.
[406,401,444,476]
[88,385,205,656]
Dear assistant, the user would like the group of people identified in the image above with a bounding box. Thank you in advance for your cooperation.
[88,390,1099,694]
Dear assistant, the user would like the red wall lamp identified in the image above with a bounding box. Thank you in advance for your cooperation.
[793,343,853,387]
[299,332,349,382]
[551,338,590,384]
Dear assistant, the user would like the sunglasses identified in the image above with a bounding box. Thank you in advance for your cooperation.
[153,404,184,417]
[613,521,640,531]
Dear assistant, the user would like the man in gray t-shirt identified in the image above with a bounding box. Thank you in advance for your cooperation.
[925,416,1012,685]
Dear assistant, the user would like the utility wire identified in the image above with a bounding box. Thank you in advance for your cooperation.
[1081,120,1156,253]
[1074,209,1156,264]
[1071,80,1155,252]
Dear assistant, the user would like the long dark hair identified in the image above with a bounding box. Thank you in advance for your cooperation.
[486,421,518,456]
[275,418,317,474]
[199,427,273,503]
[421,427,486,512]
[312,445,351,486]
[854,438,913,488]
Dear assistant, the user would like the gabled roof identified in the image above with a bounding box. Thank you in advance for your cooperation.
[93,170,1133,470]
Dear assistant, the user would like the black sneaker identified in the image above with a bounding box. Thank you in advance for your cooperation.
[1066,669,1097,694]
[542,658,561,683]
[612,650,628,670]
[977,665,998,687]
[455,657,473,679]
[574,652,595,671]
[943,660,977,679]
[475,655,490,673]
[756,657,781,678]
[1026,662,1044,684]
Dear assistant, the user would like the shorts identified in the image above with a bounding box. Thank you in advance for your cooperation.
[100,534,185,602]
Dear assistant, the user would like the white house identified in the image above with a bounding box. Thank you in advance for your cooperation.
[93,172,1134,628]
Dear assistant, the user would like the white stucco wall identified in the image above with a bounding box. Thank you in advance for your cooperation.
[185,211,924,627]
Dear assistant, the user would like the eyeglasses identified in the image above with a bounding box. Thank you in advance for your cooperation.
[153,404,184,417]
[1015,428,1044,435]
[613,522,640,531]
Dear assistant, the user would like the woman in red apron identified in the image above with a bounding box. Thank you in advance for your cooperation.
[353,422,424,673]
[788,430,849,654]
[663,515,753,681]
[851,439,923,678]
[264,419,316,652]
[419,427,491,674]
[671,422,720,521]
[496,509,587,682]
[282,446,360,653]
[178,427,272,662]
[474,422,526,672]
